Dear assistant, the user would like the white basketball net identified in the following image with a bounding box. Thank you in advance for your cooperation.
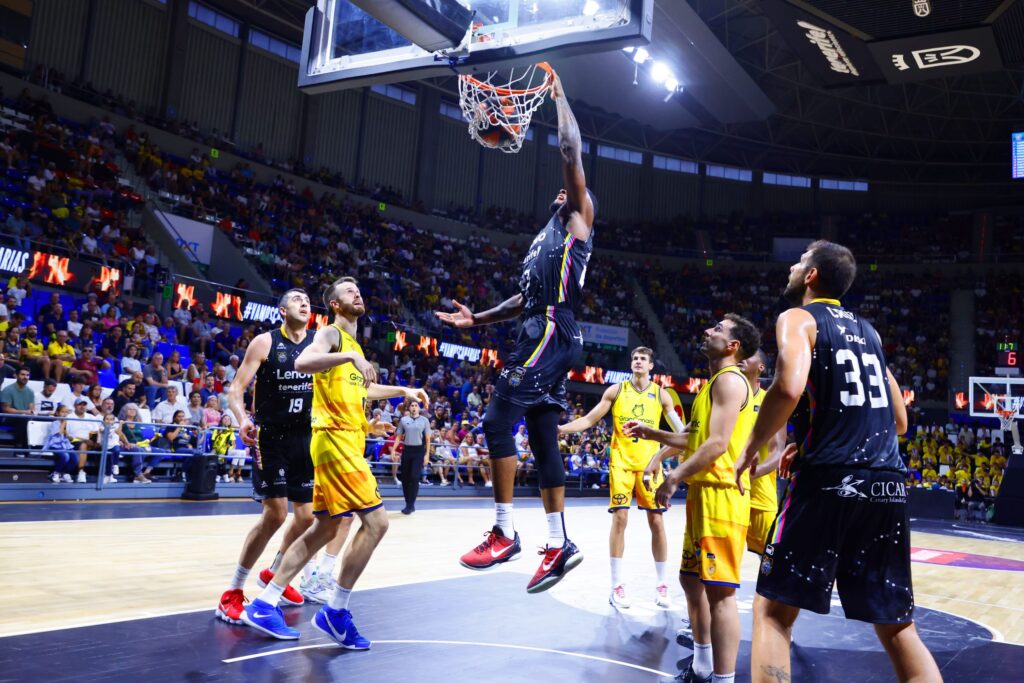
[458,63,554,154]
[994,395,1024,455]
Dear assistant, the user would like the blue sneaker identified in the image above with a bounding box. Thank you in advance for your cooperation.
[311,606,370,650]
[241,599,300,640]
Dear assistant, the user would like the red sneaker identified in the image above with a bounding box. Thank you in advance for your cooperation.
[459,525,522,570]
[257,568,305,606]
[526,540,583,594]
[215,588,247,624]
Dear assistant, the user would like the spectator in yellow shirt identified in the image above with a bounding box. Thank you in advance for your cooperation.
[46,330,76,383]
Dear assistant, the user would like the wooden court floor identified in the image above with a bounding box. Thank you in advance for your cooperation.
[1,497,1022,646]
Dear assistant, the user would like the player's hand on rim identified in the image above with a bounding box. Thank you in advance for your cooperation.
[434,300,475,328]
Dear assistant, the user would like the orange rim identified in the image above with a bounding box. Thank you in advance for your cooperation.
[460,62,555,97]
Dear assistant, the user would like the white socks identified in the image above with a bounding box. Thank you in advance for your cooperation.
[328,585,352,611]
[693,642,714,678]
[711,675,734,683]
[269,551,283,573]
[610,557,623,587]
[654,561,668,586]
[495,503,514,538]
[258,581,286,607]
[229,564,250,590]
[302,559,316,582]
[319,552,338,581]
[546,512,566,547]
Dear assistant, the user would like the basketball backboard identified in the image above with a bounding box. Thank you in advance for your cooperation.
[299,0,653,92]
[968,376,1024,419]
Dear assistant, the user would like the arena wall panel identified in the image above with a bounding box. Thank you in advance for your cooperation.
[305,89,362,178]
[359,94,418,198]
[648,170,700,221]
[235,49,303,162]
[26,0,88,77]
[762,184,814,215]
[703,177,753,216]
[480,139,537,215]
[432,119,479,210]
[593,158,642,221]
[177,23,239,135]
[87,0,167,112]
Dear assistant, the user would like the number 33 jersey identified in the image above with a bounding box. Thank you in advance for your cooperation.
[791,299,904,472]
[253,325,314,430]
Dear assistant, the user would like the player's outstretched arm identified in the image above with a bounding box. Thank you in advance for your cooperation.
[550,74,593,237]
[736,308,814,485]
[623,421,688,448]
[368,384,430,409]
[559,384,616,434]
[887,367,908,435]
[435,294,524,328]
[226,331,270,445]
[295,325,376,385]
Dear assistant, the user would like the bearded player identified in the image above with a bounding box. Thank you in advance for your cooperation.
[559,346,684,608]
[436,73,596,593]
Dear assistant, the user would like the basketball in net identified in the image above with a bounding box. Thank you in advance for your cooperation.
[458,62,555,154]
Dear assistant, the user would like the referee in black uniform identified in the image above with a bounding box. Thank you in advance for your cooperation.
[390,401,431,514]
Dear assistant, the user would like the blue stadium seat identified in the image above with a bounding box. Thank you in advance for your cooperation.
[97,368,118,389]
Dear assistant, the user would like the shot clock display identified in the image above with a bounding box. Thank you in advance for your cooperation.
[998,340,1019,371]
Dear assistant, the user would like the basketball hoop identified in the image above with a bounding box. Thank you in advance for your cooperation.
[458,62,555,154]
[994,394,1024,456]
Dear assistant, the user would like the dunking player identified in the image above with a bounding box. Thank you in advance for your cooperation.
[435,73,596,593]
[626,314,760,683]
[737,350,787,557]
[242,276,428,647]
[558,346,684,608]
[734,242,941,683]
[215,289,353,624]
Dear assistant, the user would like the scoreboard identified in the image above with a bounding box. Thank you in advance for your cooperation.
[997,340,1020,376]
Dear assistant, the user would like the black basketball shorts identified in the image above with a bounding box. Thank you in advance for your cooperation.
[756,467,915,624]
[251,424,314,504]
[495,309,583,410]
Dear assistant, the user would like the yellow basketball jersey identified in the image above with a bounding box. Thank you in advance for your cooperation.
[611,379,664,470]
[310,324,369,433]
[748,388,779,511]
[685,365,754,489]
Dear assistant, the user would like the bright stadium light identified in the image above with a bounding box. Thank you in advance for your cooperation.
[650,61,671,83]
[664,77,679,92]
[622,46,635,53]
[582,0,600,16]
[632,47,649,64]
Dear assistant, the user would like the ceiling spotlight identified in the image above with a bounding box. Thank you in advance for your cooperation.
[632,47,649,64]
[582,0,600,16]
[622,46,635,53]
[650,61,671,83]
[664,77,678,92]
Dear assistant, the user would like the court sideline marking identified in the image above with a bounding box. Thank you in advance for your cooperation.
[222,638,674,676]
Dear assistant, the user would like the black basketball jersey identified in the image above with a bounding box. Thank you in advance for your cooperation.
[519,211,593,313]
[790,299,905,473]
[252,326,314,428]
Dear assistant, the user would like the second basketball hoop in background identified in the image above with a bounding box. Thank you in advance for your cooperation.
[459,62,555,153]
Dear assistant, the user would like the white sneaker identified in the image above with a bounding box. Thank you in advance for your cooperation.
[484,481,493,487]
[50,472,61,484]
[591,483,599,489]
[112,465,119,475]
[440,480,450,486]
[609,584,631,609]
[103,475,117,484]
[61,473,73,483]
[393,477,400,486]
[215,475,222,483]
[76,470,87,483]
[655,583,671,608]
[300,573,334,604]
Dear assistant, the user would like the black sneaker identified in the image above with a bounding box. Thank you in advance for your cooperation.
[676,664,711,683]
[525,539,583,593]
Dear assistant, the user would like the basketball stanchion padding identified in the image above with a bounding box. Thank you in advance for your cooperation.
[458,62,555,153]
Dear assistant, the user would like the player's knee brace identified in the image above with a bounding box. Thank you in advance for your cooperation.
[482,407,518,459]
[526,407,565,489]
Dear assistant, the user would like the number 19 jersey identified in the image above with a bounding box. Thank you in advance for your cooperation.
[790,299,904,472]
[253,326,314,430]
